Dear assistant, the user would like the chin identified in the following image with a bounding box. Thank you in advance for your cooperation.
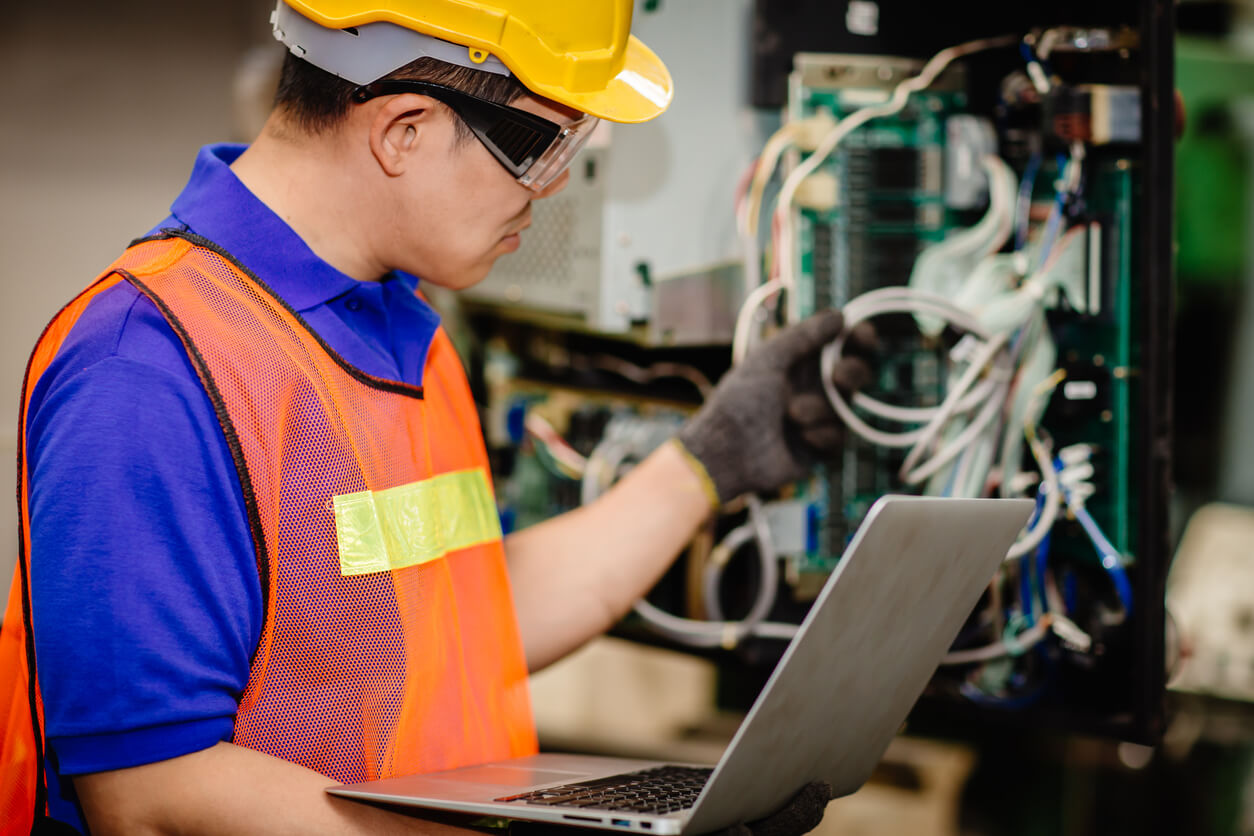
[423,262,495,292]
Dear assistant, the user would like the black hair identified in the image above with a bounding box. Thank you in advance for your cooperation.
[273,51,528,138]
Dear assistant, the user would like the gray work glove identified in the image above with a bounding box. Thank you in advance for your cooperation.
[676,309,876,507]
[703,781,833,836]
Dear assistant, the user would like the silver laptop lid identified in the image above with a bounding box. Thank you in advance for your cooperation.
[685,496,1032,834]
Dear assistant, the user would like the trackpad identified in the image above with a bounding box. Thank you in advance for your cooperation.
[430,766,581,786]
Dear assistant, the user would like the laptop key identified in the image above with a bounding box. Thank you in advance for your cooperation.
[494,765,713,807]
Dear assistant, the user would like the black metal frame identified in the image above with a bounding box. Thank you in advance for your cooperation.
[729,0,1176,744]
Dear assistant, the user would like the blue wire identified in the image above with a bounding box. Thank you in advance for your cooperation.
[1019,492,1054,626]
[1015,153,1042,251]
[1036,191,1066,272]
[1016,490,1046,626]
[1035,529,1052,611]
[1053,456,1134,616]
[1034,154,1075,271]
[1072,504,1134,616]
[1018,560,1035,627]
[1064,571,1078,614]
[1019,39,1054,76]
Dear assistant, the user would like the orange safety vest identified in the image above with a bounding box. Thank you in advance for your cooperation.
[0,232,537,831]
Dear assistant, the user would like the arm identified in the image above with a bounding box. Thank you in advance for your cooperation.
[507,312,876,672]
[505,439,711,671]
[74,742,478,836]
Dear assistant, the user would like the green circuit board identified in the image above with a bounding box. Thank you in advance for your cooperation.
[789,83,1142,589]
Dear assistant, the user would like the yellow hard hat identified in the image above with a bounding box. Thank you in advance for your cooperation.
[279,0,672,124]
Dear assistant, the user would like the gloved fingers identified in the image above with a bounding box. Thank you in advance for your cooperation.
[745,781,833,836]
[788,394,846,453]
[789,353,871,423]
[828,353,874,394]
[799,422,845,452]
[843,321,880,363]
[751,309,845,372]
[787,392,833,427]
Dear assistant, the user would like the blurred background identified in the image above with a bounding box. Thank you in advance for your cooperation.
[5,1,1254,833]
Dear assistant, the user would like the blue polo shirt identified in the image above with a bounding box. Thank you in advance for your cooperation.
[26,143,442,830]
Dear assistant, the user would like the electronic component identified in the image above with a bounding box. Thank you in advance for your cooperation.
[467,1,1173,746]
[459,0,764,342]
[1047,84,1142,145]
[944,115,998,209]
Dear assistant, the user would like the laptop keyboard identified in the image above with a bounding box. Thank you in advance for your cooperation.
[495,765,713,815]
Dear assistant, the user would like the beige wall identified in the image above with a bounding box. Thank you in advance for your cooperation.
[0,1,274,605]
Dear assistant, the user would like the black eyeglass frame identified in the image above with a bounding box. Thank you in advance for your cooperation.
[352,79,563,180]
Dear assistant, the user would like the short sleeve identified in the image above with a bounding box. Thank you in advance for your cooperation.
[25,284,262,776]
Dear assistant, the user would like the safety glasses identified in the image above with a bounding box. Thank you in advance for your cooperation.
[352,79,599,192]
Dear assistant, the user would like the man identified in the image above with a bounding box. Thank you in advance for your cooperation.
[0,1,872,832]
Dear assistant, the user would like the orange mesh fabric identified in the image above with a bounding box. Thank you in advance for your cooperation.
[1,274,127,831]
[113,234,537,781]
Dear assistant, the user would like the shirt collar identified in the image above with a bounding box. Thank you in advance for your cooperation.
[168,143,387,313]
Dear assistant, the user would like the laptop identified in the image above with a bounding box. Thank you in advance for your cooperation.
[329,495,1033,834]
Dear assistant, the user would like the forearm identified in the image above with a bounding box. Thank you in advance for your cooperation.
[505,440,713,671]
[75,741,478,836]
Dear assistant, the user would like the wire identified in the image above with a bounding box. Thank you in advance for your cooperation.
[701,524,757,620]
[819,288,1014,490]
[897,332,1010,484]
[589,356,713,397]
[1014,152,1042,251]
[1072,504,1134,616]
[525,412,587,478]
[738,121,804,241]
[940,614,1053,666]
[1036,145,1085,271]
[732,278,786,366]
[1003,371,1065,561]
[582,427,795,648]
[1054,451,1134,617]
[770,34,1017,323]
[533,440,582,481]
[677,495,783,640]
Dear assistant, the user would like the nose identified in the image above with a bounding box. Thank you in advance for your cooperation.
[533,169,571,200]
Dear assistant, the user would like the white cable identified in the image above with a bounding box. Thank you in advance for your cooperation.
[583,432,795,648]
[820,288,1013,492]
[732,278,786,366]
[821,288,993,447]
[896,331,1010,483]
[1003,432,1062,561]
[901,378,1008,485]
[683,495,780,639]
[939,617,1052,665]
[702,524,757,621]
[740,122,804,241]
[772,35,1017,323]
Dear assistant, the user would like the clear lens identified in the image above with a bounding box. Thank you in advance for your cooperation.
[517,114,600,191]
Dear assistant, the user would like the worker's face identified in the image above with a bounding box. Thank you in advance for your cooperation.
[386,93,575,290]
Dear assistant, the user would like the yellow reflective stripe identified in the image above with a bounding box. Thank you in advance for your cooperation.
[333,468,503,577]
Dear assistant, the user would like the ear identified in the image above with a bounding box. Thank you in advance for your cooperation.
[367,94,438,177]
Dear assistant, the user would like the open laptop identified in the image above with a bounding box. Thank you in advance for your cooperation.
[329,495,1033,834]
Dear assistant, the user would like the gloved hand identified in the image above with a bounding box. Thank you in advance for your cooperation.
[703,781,832,836]
[675,309,876,507]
